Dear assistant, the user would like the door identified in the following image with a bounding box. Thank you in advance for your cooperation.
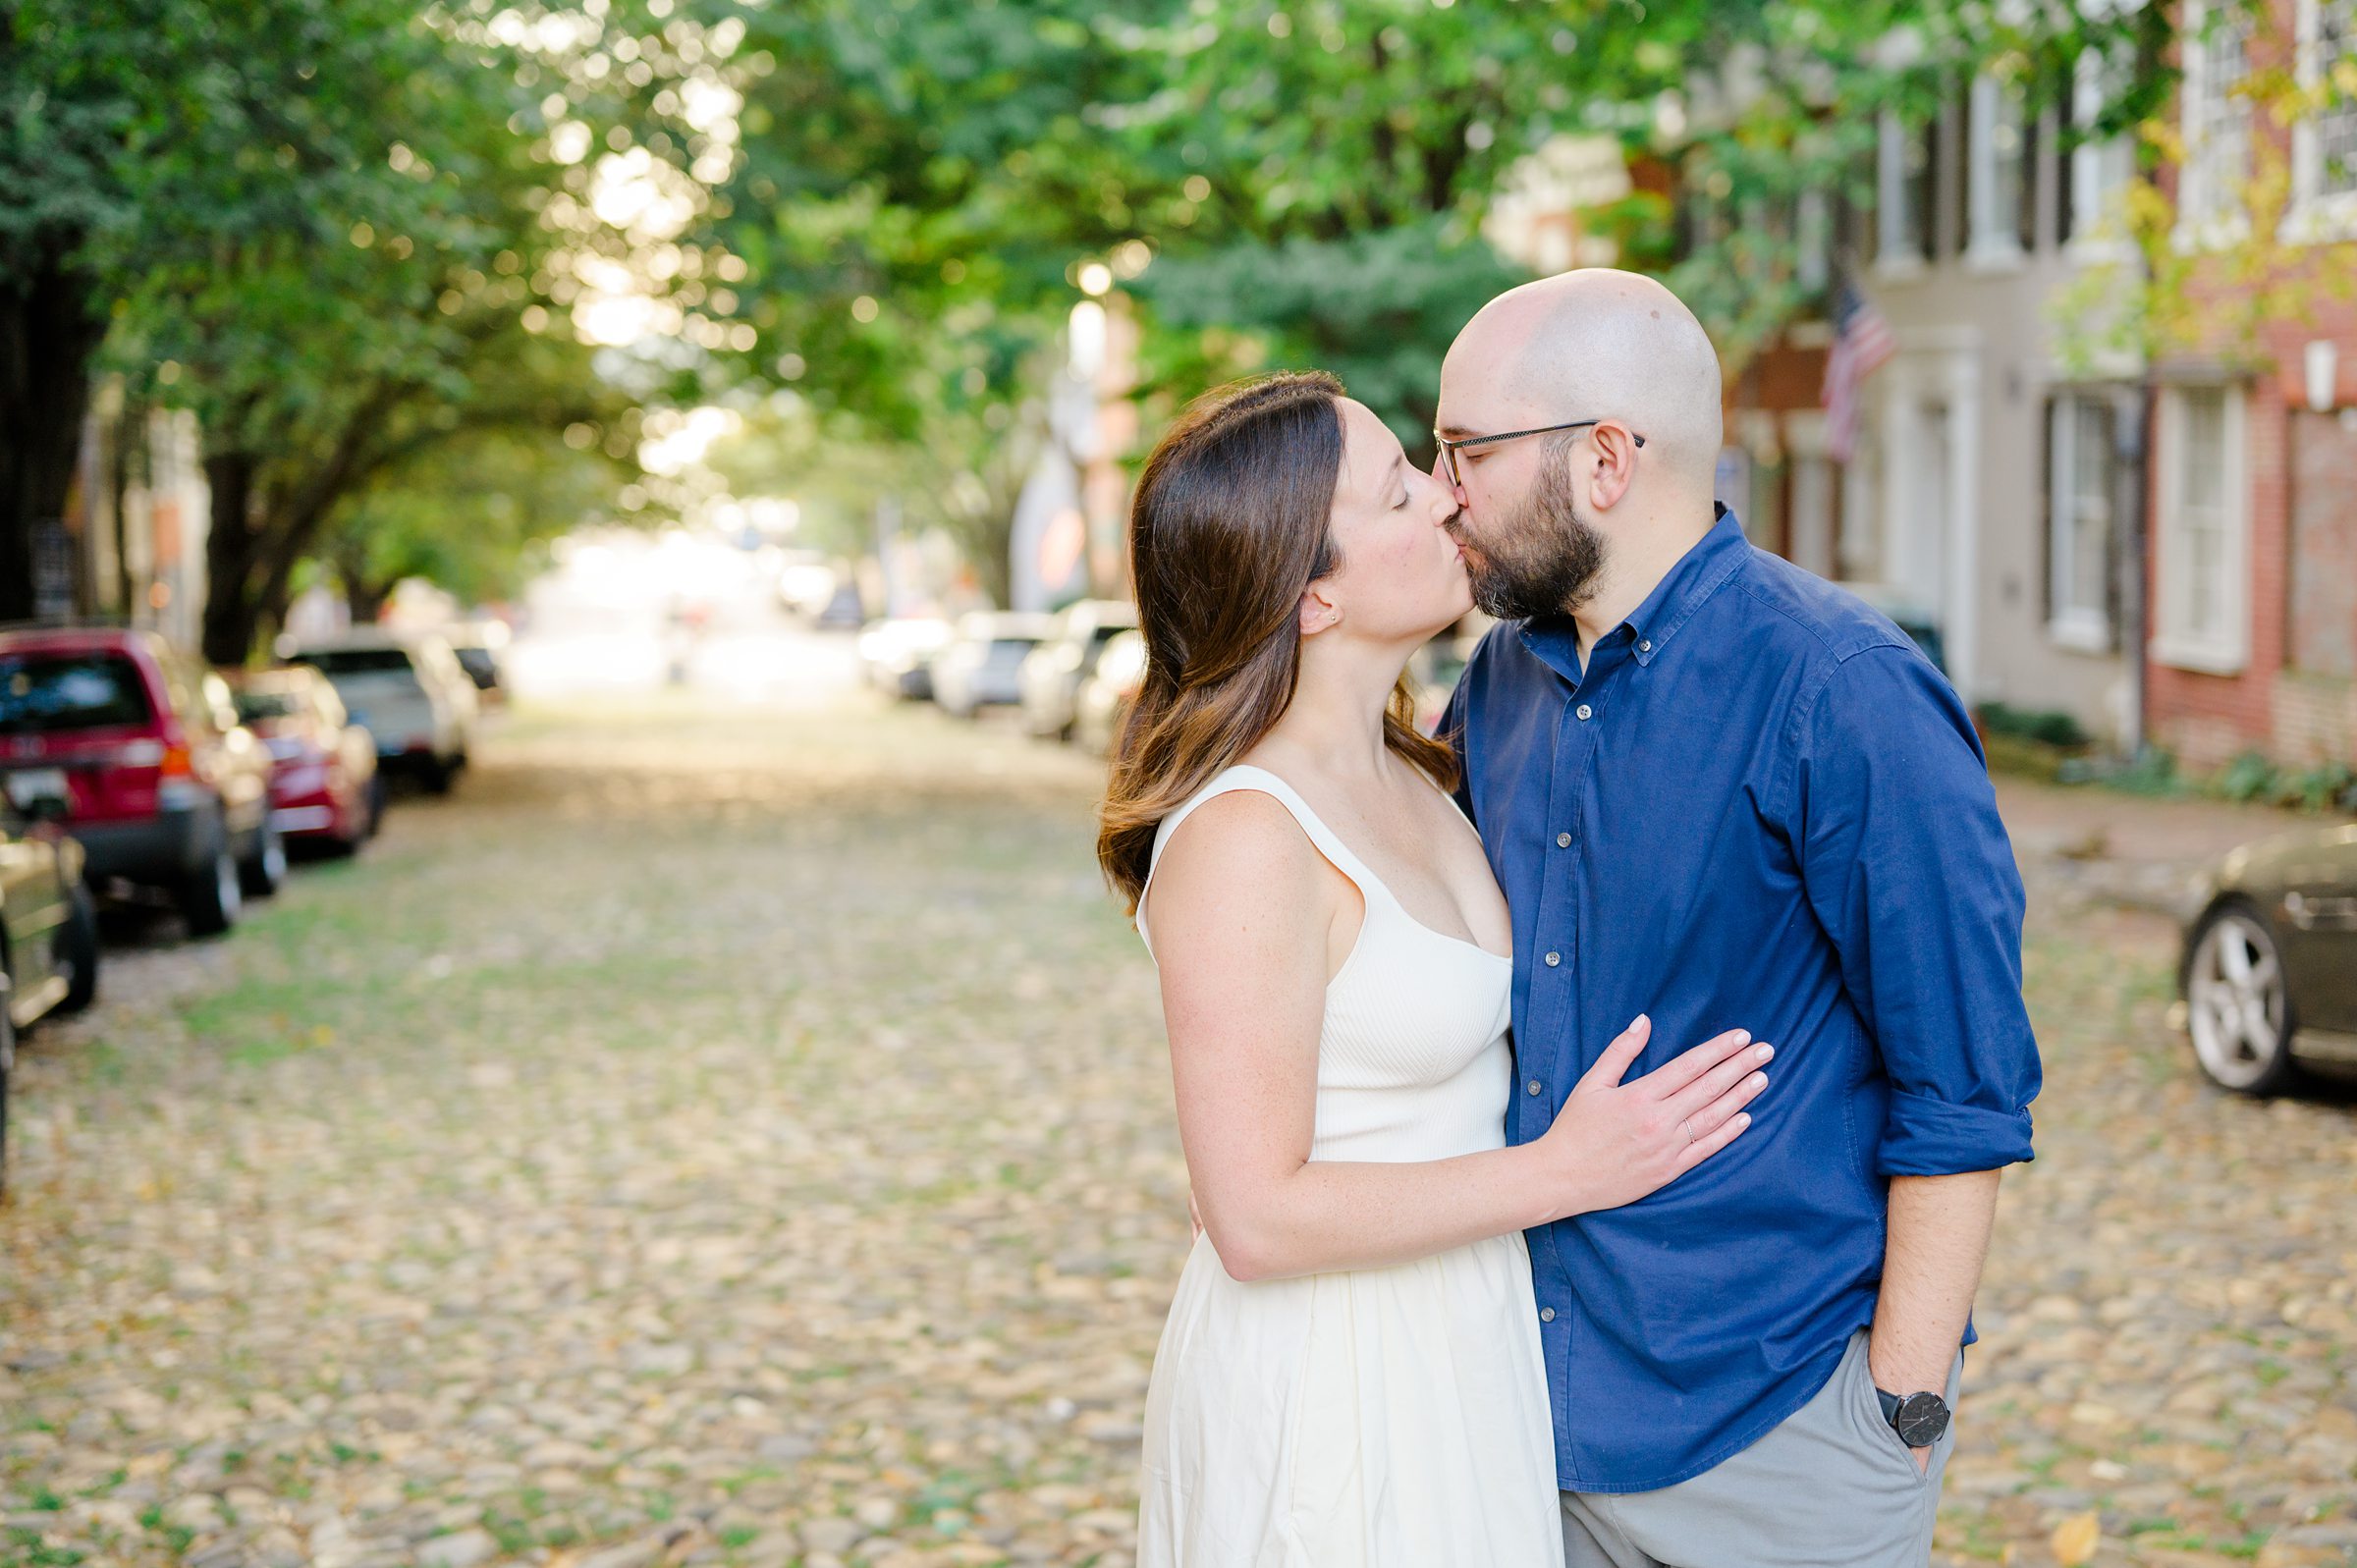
[2281,834,2357,1038]
[1901,397,1952,631]
[0,821,66,1027]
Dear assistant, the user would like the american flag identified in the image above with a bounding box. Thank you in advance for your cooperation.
[1821,279,1895,463]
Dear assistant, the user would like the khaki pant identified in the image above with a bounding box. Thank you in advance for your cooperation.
[1561,1327,1965,1568]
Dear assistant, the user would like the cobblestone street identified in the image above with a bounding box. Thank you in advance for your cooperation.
[3,690,2353,1568]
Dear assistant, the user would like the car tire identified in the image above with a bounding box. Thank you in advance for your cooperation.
[363,773,388,839]
[240,823,289,897]
[2185,901,2303,1095]
[178,842,243,938]
[56,878,99,1016]
[420,757,455,795]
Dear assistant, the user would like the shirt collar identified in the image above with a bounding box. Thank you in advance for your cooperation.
[1516,503,1749,678]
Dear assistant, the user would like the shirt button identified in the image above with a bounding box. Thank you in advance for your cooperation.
[1575,703,1593,721]
[1544,951,1562,967]
[1527,1079,1543,1096]
[1639,639,1653,654]
[1556,832,1571,848]
[1540,1307,1557,1323]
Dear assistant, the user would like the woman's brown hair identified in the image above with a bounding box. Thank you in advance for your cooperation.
[1098,370,1459,915]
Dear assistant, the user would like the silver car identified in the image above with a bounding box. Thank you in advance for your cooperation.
[1018,601,1139,740]
[931,613,1056,720]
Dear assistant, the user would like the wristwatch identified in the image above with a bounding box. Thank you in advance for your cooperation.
[1875,1386,1951,1449]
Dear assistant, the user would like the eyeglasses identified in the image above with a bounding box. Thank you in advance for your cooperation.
[1432,418,1646,489]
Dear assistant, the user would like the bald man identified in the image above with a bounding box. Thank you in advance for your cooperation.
[1433,270,2042,1567]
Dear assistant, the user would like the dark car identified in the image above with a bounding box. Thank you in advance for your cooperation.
[2177,822,2357,1093]
[228,666,382,855]
[1,775,102,1196]
[0,627,282,936]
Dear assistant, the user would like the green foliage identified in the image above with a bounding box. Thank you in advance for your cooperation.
[1977,702,2094,751]
[1130,218,1523,454]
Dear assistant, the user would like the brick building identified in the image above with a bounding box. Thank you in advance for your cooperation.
[2141,0,2357,771]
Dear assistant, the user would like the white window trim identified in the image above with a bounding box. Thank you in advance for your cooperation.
[2176,0,2255,251]
[1966,75,2028,271]
[2046,395,2113,654]
[1875,109,1929,279]
[2284,0,2357,242]
[2150,384,2251,676]
[1796,187,1832,294]
[2067,46,2139,265]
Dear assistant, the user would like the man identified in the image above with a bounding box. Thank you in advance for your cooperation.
[1434,269,2042,1567]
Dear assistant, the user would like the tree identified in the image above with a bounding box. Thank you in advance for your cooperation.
[2,0,448,622]
[321,419,631,622]
[98,1,659,663]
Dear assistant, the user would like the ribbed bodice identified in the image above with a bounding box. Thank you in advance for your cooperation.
[1135,765,1516,1164]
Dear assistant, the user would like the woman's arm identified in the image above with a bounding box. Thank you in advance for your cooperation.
[1147,791,1770,1283]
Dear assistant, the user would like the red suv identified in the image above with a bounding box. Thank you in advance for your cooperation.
[0,628,284,936]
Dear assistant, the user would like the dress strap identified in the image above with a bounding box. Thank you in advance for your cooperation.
[1134,765,1380,964]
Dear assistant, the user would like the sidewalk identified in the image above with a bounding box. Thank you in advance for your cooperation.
[1993,774,2347,924]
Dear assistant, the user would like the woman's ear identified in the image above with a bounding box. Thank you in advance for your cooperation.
[1297,583,1342,638]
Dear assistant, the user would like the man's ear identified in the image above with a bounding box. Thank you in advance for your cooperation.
[1588,422,1642,511]
[1298,583,1341,637]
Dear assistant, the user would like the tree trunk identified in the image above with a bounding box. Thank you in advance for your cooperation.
[0,262,107,622]
[201,451,265,665]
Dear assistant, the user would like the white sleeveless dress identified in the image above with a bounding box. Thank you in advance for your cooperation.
[1132,765,1564,1568]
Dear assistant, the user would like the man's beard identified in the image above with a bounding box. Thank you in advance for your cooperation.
[1457,460,1607,622]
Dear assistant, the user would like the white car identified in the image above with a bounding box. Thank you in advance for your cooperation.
[1018,600,1140,739]
[283,630,478,793]
[931,613,1056,719]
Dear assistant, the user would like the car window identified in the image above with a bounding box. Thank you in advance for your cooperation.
[297,648,417,676]
[0,653,155,734]
[233,688,305,724]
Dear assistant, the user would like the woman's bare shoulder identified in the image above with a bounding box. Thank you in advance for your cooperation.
[1144,787,1331,946]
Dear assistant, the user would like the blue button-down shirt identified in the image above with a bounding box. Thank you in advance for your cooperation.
[1440,505,2041,1493]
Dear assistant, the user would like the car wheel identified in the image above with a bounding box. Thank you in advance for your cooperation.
[178,843,243,938]
[2186,902,2301,1095]
[363,774,389,838]
[241,823,289,897]
[420,757,455,795]
[56,878,99,1015]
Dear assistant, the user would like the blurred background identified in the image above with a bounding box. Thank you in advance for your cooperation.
[4,3,2357,1567]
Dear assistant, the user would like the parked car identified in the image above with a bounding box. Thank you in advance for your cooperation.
[1073,628,1147,755]
[856,618,955,700]
[227,667,382,855]
[284,629,477,792]
[0,627,281,935]
[815,582,866,630]
[1018,600,1140,740]
[931,613,1057,719]
[2175,822,2357,1093]
[1,777,102,1197]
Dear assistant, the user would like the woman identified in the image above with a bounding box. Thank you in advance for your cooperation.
[1099,372,1773,1566]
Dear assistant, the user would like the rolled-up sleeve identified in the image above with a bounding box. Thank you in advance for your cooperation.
[1790,643,2042,1176]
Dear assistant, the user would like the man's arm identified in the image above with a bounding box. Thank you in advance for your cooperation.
[1873,1169,2001,1468]
[1791,643,2043,1462]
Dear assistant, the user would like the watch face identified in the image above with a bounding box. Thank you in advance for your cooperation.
[1894,1393,1949,1447]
